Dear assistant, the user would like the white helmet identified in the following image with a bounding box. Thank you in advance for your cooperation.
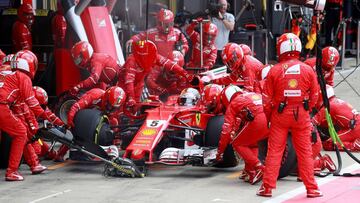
[178,88,201,106]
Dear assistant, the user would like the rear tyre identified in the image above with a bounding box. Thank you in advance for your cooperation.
[258,134,297,179]
[204,115,238,168]
[53,92,77,125]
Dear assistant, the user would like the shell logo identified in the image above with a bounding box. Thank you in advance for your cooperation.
[288,79,298,88]
[251,94,261,100]
[142,128,157,136]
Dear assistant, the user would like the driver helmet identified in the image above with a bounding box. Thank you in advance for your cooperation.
[178,87,201,106]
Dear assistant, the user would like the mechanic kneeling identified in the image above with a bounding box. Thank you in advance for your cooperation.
[55,86,126,162]
[216,85,268,185]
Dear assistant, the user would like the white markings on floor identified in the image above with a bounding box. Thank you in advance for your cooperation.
[29,189,72,203]
[262,163,360,203]
[212,198,232,202]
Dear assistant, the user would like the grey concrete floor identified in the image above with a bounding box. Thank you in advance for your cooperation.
[1,59,360,203]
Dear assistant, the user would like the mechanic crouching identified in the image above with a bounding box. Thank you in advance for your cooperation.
[55,86,126,161]
[216,85,268,185]
[69,41,123,96]
[257,33,321,198]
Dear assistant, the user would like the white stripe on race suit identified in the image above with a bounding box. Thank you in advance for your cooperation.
[263,163,360,203]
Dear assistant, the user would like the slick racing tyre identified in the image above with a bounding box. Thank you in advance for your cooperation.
[258,134,297,179]
[0,132,12,169]
[73,109,114,146]
[205,115,238,168]
[53,92,78,125]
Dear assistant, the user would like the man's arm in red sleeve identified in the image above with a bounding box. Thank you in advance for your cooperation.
[19,73,46,118]
[217,102,239,155]
[124,58,137,100]
[203,47,217,70]
[185,22,199,44]
[157,55,187,77]
[75,62,103,90]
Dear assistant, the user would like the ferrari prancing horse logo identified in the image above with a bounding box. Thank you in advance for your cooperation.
[196,113,201,125]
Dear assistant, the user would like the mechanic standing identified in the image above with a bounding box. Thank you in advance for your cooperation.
[69,41,123,96]
[211,0,234,66]
[304,46,340,86]
[51,2,67,48]
[130,8,188,58]
[0,50,51,181]
[12,3,34,51]
[185,18,218,71]
[216,85,268,185]
[257,33,321,197]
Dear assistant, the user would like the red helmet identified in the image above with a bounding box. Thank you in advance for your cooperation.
[203,22,218,46]
[157,9,174,34]
[33,86,48,105]
[221,43,244,72]
[71,41,94,68]
[239,44,252,56]
[169,50,184,67]
[201,84,223,112]
[18,3,34,28]
[276,33,302,59]
[12,50,38,79]
[322,46,339,71]
[102,86,126,111]
[132,40,158,71]
[220,84,244,108]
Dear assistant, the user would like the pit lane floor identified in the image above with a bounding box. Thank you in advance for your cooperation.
[1,60,360,203]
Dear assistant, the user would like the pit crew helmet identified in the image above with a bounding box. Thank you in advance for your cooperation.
[102,86,126,112]
[221,43,244,72]
[322,46,340,71]
[201,84,223,112]
[157,9,174,34]
[12,50,38,79]
[239,44,252,56]
[33,86,48,105]
[71,41,94,68]
[276,33,302,58]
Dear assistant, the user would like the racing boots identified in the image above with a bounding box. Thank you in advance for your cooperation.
[238,169,249,180]
[248,164,264,185]
[256,184,272,197]
[307,189,323,198]
[321,154,336,172]
[54,144,69,162]
[31,164,47,175]
[5,170,24,181]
